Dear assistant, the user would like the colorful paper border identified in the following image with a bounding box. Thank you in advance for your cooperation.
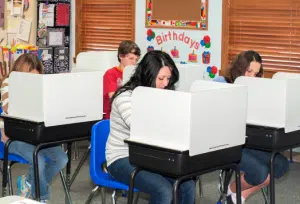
[145,0,208,30]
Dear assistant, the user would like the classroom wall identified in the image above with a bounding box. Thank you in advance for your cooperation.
[2,0,37,46]
[70,0,223,72]
[135,0,223,74]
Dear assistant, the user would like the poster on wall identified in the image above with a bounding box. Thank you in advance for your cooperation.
[146,28,218,79]
[146,0,208,30]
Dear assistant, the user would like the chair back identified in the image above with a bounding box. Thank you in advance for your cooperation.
[90,120,110,181]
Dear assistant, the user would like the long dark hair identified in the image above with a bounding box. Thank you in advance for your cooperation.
[225,50,263,83]
[111,50,179,103]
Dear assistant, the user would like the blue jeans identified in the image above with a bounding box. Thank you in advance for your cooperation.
[9,141,68,200]
[240,148,289,186]
[108,157,195,204]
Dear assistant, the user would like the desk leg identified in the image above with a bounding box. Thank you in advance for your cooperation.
[127,167,141,204]
[289,149,293,163]
[234,164,242,204]
[70,145,90,187]
[269,152,277,204]
[33,145,42,201]
[2,140,12,197]
[65,143,72,204]
[172,179,181,204]
[66,143,72,188]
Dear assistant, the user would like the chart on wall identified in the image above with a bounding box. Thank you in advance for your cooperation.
[37,0,70,74]
[146,28,218,79]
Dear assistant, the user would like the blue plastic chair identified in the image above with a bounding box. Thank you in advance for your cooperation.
[0,107,29,195]
[86,120,139,204]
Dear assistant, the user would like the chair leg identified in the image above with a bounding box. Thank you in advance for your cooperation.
[101,187,106,204]
[59,170,73,204]
[111,189,116,204]
[218,170,225,195]
[8,162,15,195]
[73,142,79,161]
[85,186,100,204]
[133,192,140,204]
[261,187,270,204]
[198,177,204,198]
[7,164,13,195]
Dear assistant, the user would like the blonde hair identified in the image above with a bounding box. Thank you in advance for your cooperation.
[12,53,43,73]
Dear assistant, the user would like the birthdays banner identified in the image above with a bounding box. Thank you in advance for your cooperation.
[145,29,218,79]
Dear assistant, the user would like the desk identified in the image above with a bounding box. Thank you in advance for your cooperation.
[245,144,300,204]
[0,195,42,203]
[2,136,90,203]
[245,125,300,204]
[127,163,242,204]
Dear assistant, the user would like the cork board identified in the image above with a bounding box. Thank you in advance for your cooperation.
[146,0,208,30]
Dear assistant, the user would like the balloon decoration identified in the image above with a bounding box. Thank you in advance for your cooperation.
[206,66,218,78]
[146,29,156,42]
[200,35,211,48]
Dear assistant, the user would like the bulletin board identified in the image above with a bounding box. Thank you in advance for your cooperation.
[37,0,70,74]
[145,0,208,30]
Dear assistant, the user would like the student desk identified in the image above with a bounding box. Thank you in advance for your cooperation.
[234,75,300,204]
[126,163,242,204]
[124,82,248,204]
[1,71,103,203]
[245,125,300,204]
[1,118,96,203]
[0,195,43,203]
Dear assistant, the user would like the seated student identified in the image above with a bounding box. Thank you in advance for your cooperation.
[0,54,68,203]
[106,51,195,204]
[215,50,289,204]
[103,40,141,119]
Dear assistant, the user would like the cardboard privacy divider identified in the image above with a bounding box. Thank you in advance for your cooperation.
[272,72,300,80]
[125,80,247,176]
[128,80,247,156]
[235,76,300,133]
[8,71,103,127]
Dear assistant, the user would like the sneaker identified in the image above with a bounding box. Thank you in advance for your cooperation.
[226,195,234,204]
[40,200,49,203]
[17,175,32,198]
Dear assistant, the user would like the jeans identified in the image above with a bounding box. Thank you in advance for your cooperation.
[108,157,195,204]
[240,148,289,186]
[9,141,68,200]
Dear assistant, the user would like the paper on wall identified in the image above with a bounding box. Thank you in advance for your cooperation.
[16,18,31,42]
[7,17,21,33]
[11,0,24,16]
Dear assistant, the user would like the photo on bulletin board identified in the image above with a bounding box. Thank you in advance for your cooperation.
[145,0,208,30]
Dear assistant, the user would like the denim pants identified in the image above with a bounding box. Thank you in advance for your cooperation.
[240,148,289,186]
[9,141,68,200]
[108,157,195,204]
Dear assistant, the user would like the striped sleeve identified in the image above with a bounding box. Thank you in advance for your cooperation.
[112,91,132,128]
[0,78,9,114]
